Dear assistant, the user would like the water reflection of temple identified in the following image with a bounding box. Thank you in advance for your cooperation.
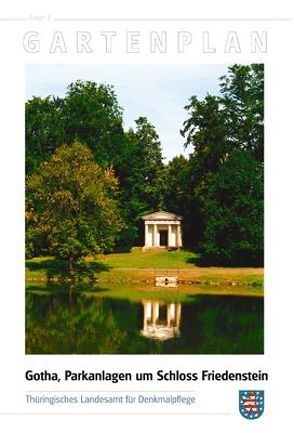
[140,301,181,341]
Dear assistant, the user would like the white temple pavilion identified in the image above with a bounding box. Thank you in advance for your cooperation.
[142,211,183,250]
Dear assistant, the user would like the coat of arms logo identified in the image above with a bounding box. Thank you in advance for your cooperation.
[239,390,264,419]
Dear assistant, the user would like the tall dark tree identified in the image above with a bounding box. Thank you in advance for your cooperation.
[162,155,201,245]
[26,80,126,175]
[162,155,188,214]
[201,150,263,265]
[181,64,264,262]
[25,96,65,174]
[219,64,264,162]
[63,80,125,166]
[117,117,164,247]
[181,64,264,183]
[181,94,228,175]
[129,116,164,210]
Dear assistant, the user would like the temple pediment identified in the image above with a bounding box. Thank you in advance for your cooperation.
[142,211,182,221]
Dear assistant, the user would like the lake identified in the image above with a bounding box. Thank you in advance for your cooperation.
[26,284,263,354]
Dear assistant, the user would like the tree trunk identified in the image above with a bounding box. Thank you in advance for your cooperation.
[68,255,74,274]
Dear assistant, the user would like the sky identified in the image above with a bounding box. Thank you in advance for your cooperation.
[26,64,229,161]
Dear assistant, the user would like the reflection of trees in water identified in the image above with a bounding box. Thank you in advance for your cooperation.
[26,289,263,354]
[25,291,129,354]
[175,296,264,354]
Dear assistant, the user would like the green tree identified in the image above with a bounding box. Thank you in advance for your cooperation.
[25,80,125,174]
[116,117,164,247]
[181,94,228,177]
[201,150,263,265]
[162,155,188,214]
[63,80,125,166]
[25,96,65,174]
[128,116,164,211]
[181,64,264,261]
[219,64,264,162]
[26,142,123,270]
[162,155,201,245]
[25,82,165,250]
[181,64,264,191]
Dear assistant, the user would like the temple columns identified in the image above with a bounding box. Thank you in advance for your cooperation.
[168,224,172,247]
[176,224,182,248]
[144,223,148,248]
[144,221,182,249]
[153,224,158,246]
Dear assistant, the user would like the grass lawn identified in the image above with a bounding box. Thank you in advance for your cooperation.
[26,247,264,288]
[95,247,198,268]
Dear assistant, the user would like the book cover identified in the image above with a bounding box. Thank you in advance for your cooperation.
[0,0,292,431]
